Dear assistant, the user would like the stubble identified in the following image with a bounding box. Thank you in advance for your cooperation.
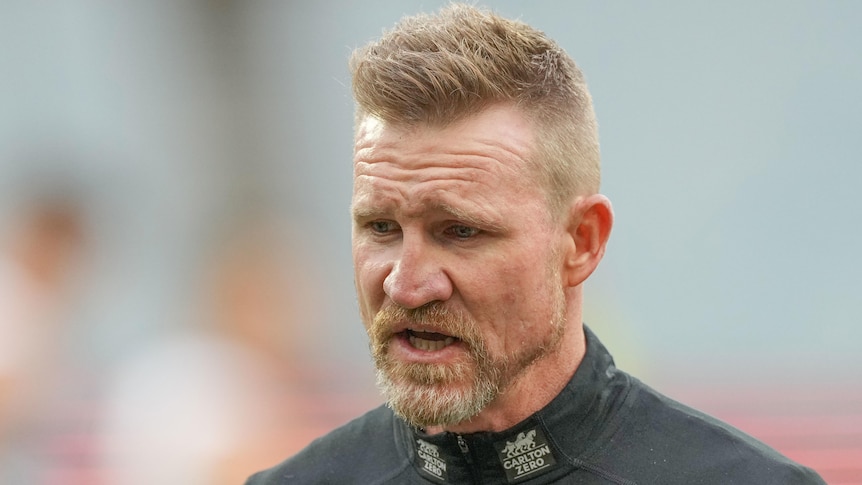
[368,286,566,429]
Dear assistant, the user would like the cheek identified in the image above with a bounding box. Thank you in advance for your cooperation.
[481,251,560,335]
[353,281,373,329]
[501,251,555,298]
[471,244,552,300]
[462,256,538,327]
[353,248,388,321]
[355,259,386,294]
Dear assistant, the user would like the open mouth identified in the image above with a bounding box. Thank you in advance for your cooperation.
[403,329,459,351]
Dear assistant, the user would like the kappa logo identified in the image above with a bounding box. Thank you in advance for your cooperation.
[495,427,557,483]
[415,439,447,482]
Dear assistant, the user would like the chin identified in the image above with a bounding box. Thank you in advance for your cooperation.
[377,368,496,429]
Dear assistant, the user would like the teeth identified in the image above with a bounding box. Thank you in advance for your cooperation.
[408,335,455,351]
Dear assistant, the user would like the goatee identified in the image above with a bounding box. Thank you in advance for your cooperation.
[368,300,564,429]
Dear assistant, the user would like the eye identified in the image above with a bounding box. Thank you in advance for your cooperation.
[368,220,399,235]
[446,224,480,240]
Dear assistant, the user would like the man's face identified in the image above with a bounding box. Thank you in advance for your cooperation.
[351,104,569,429]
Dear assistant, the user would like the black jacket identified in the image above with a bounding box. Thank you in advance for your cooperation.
[246,328,825,484]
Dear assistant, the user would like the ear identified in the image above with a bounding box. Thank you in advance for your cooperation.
[562,194,613,288]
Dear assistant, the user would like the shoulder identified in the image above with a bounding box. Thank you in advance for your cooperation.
[588,376,826,484]
[245,405,412,485]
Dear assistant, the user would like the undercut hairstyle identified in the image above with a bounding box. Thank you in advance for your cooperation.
[350,3,601,213]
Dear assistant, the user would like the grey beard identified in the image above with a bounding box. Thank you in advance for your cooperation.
[368,278,567,429]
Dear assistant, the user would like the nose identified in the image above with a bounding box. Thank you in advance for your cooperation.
[383,235,453,309]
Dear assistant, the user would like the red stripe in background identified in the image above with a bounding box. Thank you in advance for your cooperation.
[666,383,862,484]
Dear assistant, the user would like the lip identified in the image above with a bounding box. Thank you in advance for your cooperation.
[388,330,467,364]
[390,320,458,338]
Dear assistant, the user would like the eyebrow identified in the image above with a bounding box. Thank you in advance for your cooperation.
[432,202,506,232]
[351,205,386,223]
[351,202,505,232]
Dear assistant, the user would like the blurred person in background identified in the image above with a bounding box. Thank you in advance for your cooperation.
[96,211,333,485]
[0,178,95,483]
[248,5,825,484]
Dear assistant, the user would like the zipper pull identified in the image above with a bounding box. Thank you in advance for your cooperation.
[456,434,470,455]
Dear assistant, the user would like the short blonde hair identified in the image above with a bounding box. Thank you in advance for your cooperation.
[350,4,601,212]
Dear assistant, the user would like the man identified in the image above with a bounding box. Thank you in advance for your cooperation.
[248,4,825,484]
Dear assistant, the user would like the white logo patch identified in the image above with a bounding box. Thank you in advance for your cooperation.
[415,439,448,482]
[495,427,557,482]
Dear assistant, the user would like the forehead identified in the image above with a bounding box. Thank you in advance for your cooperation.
[352,104,536,181]
[350,105,550,223]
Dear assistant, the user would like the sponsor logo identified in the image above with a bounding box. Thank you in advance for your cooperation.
[415,439,447,482]
[495,427,557,483]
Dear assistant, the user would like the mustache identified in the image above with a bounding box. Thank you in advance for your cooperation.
[371,302,477,344]
[375,302,453,329]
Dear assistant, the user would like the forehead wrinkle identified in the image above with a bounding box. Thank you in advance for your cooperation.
[350,173,407,220]
[354,105,536,175]
[351,176,505,231]
[352,153,537,229]
[355,148,502,190]
[355,124,530,174]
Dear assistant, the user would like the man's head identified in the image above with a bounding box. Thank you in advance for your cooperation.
[349,4,612,433]
[350,3,601,214]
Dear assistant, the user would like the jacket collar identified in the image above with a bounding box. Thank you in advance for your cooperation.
[395,326,624,484]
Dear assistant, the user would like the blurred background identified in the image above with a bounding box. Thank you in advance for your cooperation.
[1,1,859,483]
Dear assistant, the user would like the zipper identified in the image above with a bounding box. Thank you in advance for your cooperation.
[457,434,471,459]
[456,434,483,483]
